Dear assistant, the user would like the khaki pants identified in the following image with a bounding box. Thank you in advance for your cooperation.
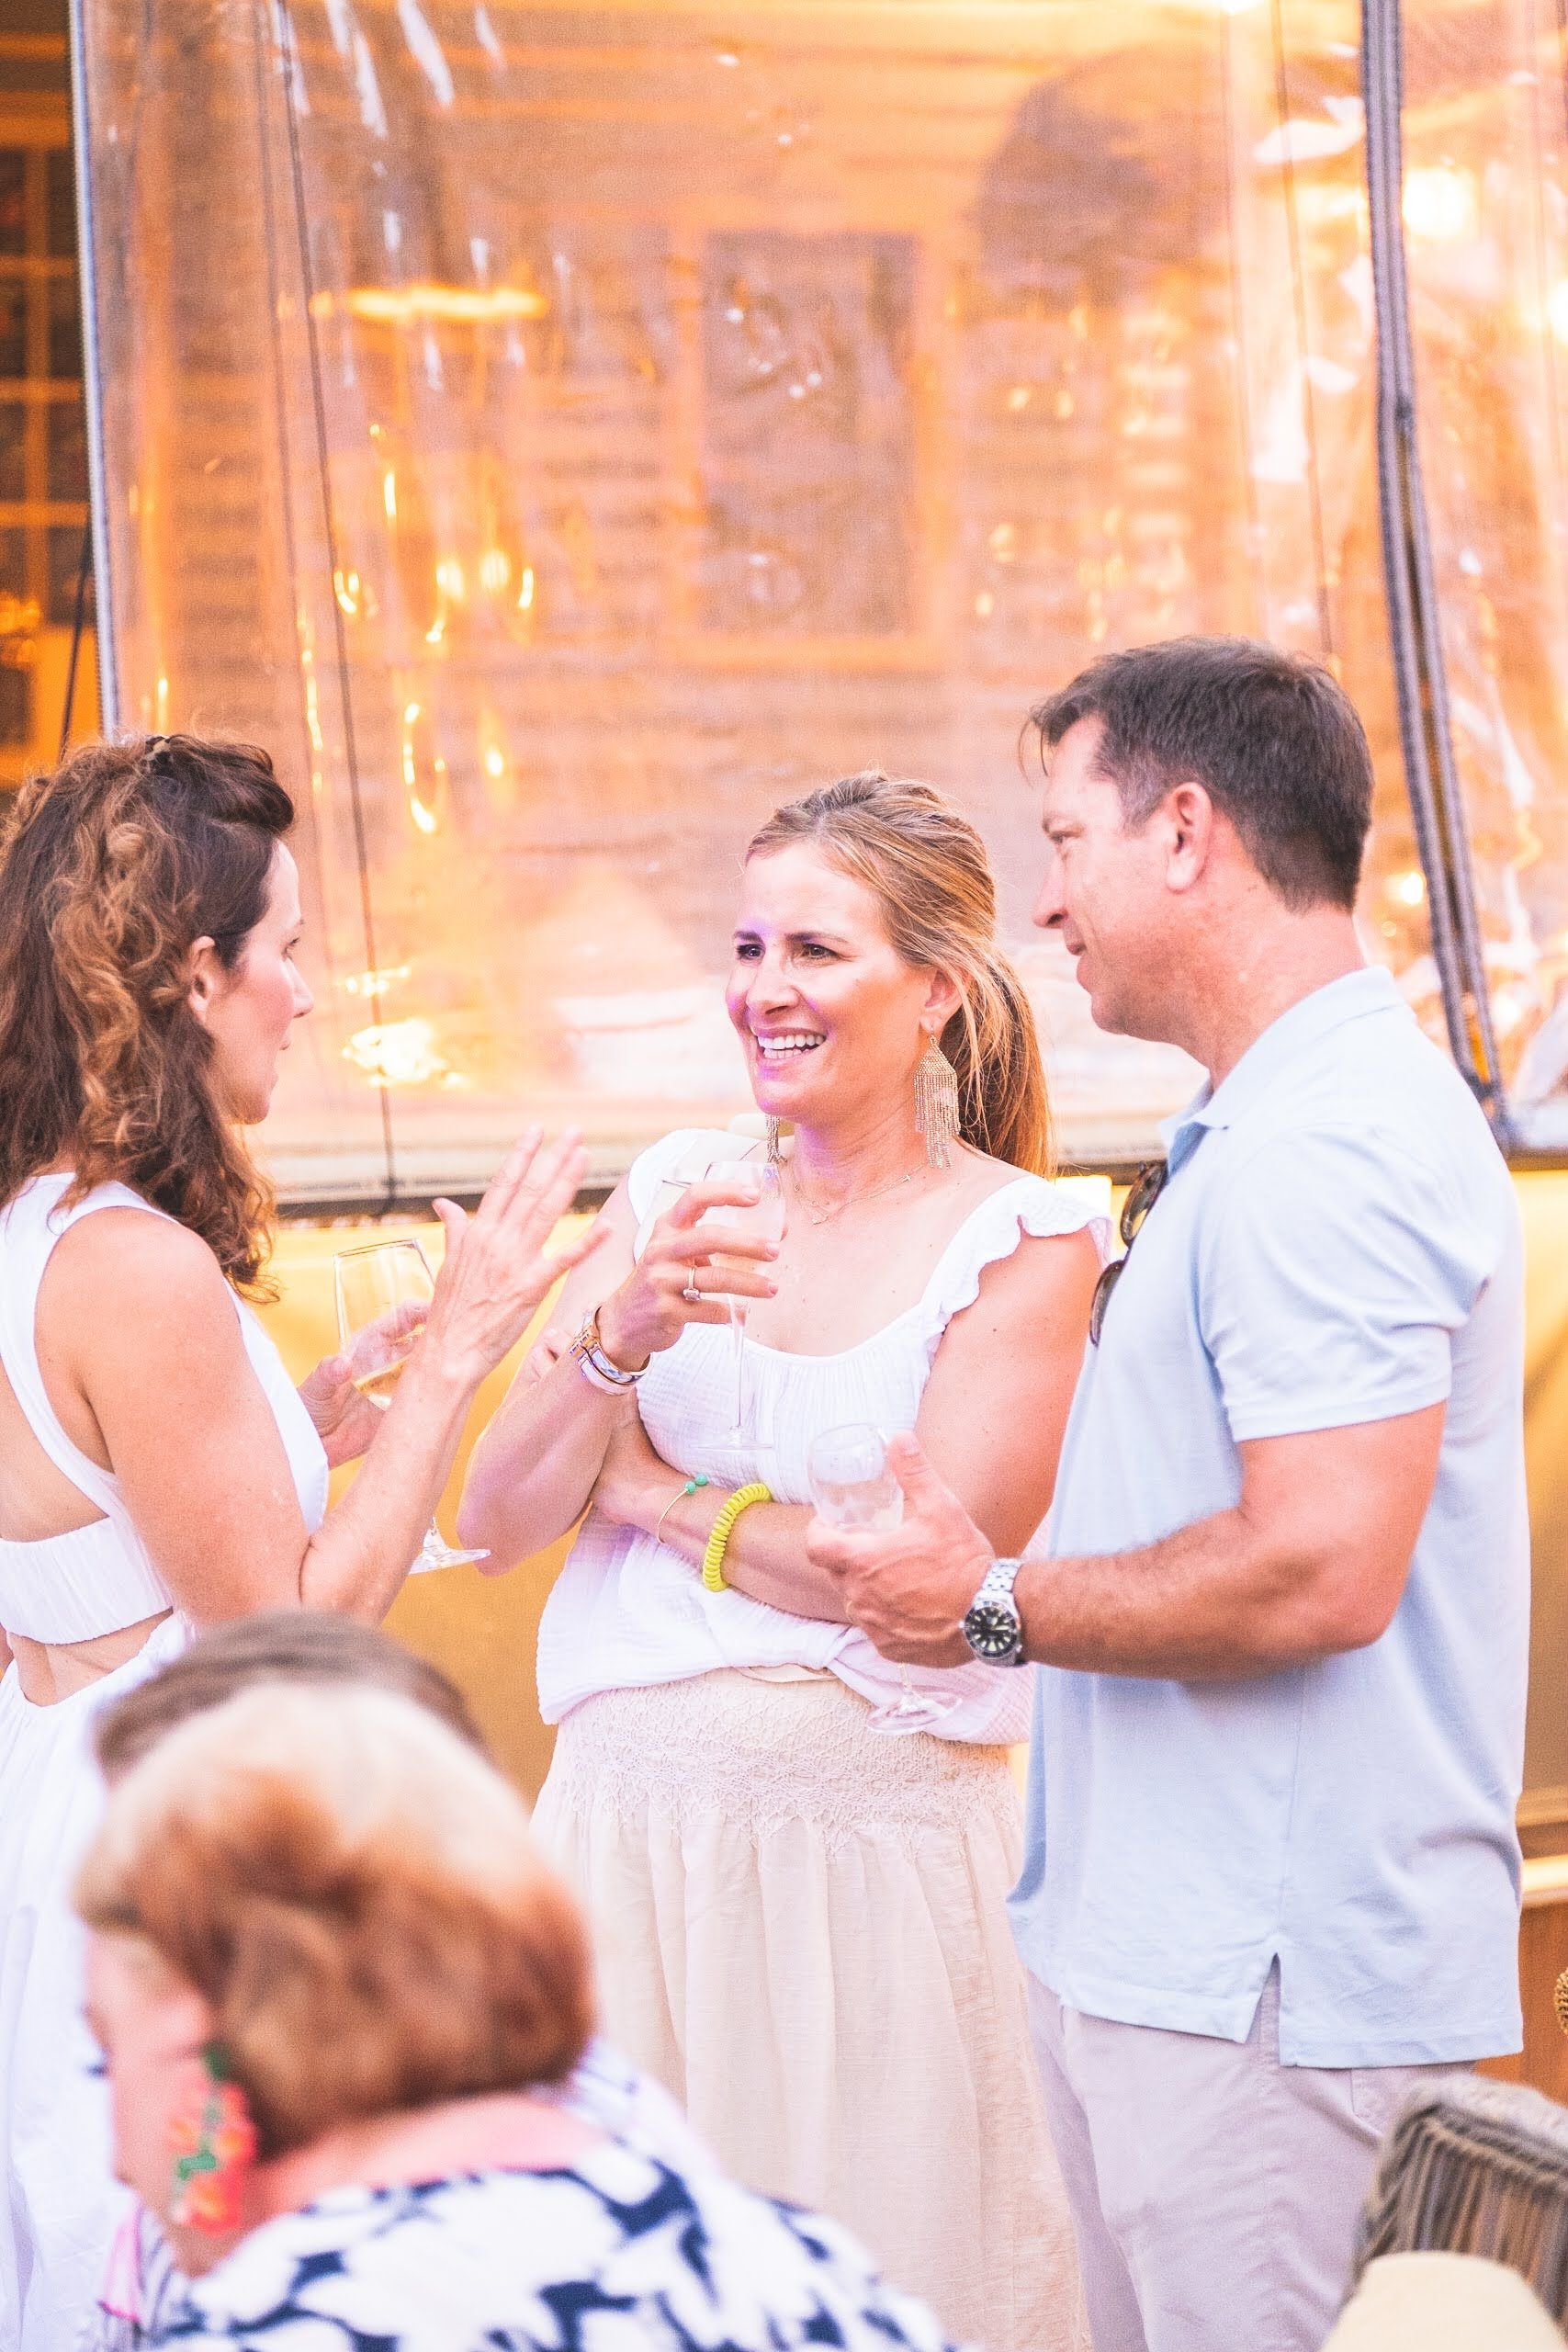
[1027,1966,1469,2352]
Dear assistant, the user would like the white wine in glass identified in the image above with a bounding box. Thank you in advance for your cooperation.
[698,1158,786,1441]
[805,1422,959,1737]
[333,1238,488,1573]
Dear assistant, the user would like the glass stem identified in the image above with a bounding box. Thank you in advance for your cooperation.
[731,1301,748,1433]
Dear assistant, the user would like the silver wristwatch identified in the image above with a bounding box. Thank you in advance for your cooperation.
[961,1556,1026,1668]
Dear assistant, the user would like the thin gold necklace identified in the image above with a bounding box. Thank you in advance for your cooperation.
[790,1161,929,1227]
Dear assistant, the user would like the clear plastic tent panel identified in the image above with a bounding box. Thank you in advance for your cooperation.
[77,0,1437,1201]
[1400,1,1568,1148]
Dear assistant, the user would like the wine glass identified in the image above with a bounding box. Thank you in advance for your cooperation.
[333,1238,488,1573]
[805,1423,960,1737]
[699,1160,787,1440]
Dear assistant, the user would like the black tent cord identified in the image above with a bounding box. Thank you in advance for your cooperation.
[57,511,93,762]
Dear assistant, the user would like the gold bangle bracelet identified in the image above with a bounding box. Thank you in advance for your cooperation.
[702,1482,771,1593]
[653,1474,710,1547]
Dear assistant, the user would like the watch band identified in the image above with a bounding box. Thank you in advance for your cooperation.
[961,1555,1026,1667]
[972,1556,1023,1612]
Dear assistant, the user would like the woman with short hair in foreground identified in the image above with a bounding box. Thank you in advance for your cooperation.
[86,1611,717,2351]
[76,1680,961,2352]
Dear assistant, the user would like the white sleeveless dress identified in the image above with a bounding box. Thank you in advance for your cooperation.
[0,1174,328,2352]
[532,1132,1101,2352]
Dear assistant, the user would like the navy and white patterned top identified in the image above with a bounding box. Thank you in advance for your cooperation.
[154,2143,965,2351]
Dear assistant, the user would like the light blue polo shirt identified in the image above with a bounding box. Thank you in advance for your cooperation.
[1009,967,1529,2065]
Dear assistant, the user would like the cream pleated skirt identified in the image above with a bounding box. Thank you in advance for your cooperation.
[533,1668,1087,2352]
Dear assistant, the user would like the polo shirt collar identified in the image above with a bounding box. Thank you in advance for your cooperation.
[1160,966,1405,1170]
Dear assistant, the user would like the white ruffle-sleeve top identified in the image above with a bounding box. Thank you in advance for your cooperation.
[536,1129,1105,1747]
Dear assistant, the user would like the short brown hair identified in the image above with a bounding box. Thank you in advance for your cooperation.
[94,1611,485,1781]
[0,734,295,1294]
[76,1685,594,2158]
[1029,637,1373,912]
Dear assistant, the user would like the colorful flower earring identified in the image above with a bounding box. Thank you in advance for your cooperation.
[167,2044,257,2234]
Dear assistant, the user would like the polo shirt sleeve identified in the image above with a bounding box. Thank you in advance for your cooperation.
[1198,1124,1500,1443]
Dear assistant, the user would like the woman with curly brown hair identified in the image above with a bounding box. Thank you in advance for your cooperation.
[0,734,597,2352]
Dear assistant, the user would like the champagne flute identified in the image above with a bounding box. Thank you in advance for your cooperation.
[806,1422,960,1737]
[700,1160,787,1440]
[333,1238,488,1573]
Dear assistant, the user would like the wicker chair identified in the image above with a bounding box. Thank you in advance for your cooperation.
[1346,2075,1568,2323]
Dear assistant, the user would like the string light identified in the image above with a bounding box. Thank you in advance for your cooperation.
[341,966,412,998]
[310,283,547,325]
[1402,165,1477,243]
[343,1017,450,1087]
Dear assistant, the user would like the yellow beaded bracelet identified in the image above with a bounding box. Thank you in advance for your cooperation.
[702,1482,772,1593]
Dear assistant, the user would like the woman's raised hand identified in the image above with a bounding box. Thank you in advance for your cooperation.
[424,1128,604,1390]
[595,1174,782,1371]
[299,1300,428,1468]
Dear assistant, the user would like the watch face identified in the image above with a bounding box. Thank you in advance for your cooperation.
[964,1600,1021,1661]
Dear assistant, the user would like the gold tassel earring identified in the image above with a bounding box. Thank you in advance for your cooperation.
[914,1038,960,1168]
[764,1116,784,1165]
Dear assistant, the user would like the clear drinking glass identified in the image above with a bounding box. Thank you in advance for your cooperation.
[700,1160,787,1440]
[805,1422,960,1736]
[332,1238,488,1572]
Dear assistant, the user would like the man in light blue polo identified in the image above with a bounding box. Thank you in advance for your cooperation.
[809,637,1529,2352]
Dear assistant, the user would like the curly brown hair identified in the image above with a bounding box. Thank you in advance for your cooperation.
[0,733,296,1294]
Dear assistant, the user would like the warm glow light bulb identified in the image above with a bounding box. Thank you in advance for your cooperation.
[343,1017,450,1087]
[1402,165,1478,243]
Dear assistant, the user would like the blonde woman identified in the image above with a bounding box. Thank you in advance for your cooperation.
[77,1683,960,2352]
[462,773,1102,2351]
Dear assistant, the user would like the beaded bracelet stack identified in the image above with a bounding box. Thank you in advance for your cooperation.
[570,1305,643,1396]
